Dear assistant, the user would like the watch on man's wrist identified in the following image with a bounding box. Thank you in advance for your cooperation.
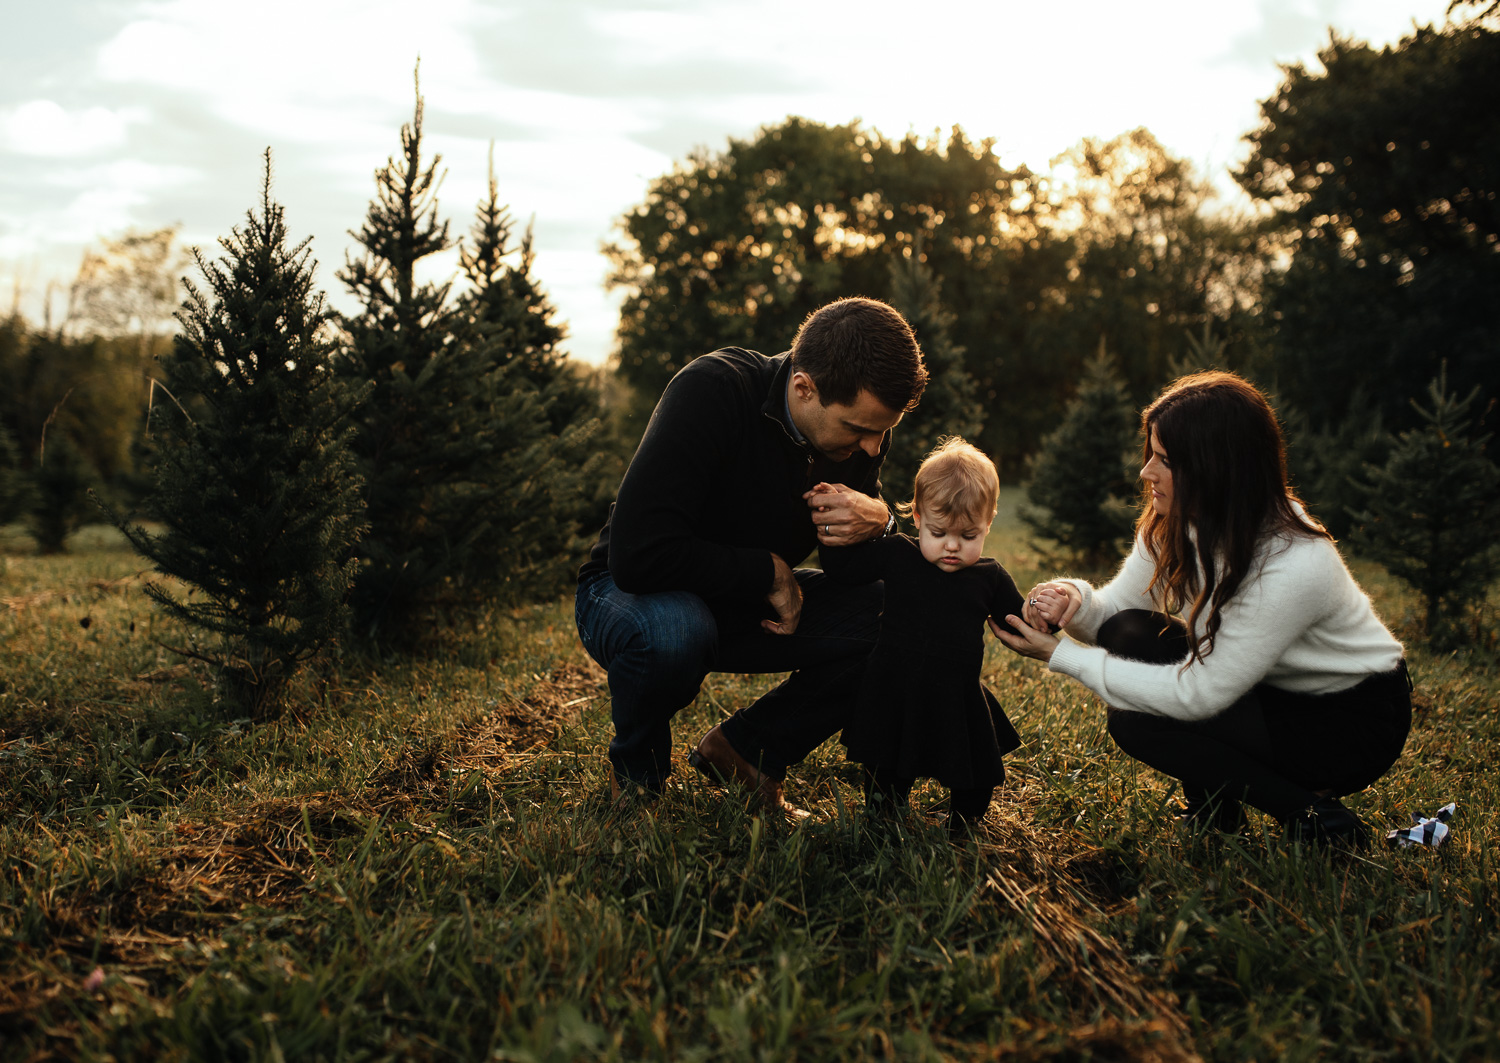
[877,509,898,540]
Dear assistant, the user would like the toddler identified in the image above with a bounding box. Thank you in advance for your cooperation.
[819,437,1025,831]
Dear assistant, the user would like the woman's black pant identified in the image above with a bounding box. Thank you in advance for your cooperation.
[1098,610,1412,822]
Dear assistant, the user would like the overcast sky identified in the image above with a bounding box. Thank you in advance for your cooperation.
[1,0,1457,366]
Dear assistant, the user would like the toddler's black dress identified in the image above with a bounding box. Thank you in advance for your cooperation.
[822,534,1024,790]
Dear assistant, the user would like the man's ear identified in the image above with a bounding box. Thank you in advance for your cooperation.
[789,370,819,406]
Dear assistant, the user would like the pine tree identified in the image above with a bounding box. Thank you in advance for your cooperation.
[1020,339,1139,569]
[883,253,985,509]
[111,153,366,717]
[1350,368,1500,648]
[1283,399,1390,539]
[1166,320,1228,378]
[458,146,598,433]
[452,147,606,602]
[28,432,94,554]
[338,76,569,640]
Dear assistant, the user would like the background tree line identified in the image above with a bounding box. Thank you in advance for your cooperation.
[0,229,187,551]
[605,120,1259,477]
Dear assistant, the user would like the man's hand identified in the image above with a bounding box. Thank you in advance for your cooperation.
[805,482,889,546]
[763,553,802,635]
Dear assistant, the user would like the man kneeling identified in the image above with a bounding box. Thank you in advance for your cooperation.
[574,297,928,815]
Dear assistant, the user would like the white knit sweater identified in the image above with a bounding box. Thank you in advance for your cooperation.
[1047,528,1403,722]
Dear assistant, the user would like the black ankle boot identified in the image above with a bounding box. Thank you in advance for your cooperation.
[1285,796,1369,850]
[1173,800,1248,834]
[1173,787,1248,834]
[862,768,911,816]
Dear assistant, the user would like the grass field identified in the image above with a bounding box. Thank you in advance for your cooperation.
[1,507,1496,1062]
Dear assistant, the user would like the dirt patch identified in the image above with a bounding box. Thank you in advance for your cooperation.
[448,660,604,773]
[369,739,449,797]
[11,796,362,954]
[976,777,1199,1061]
[359,661,606,806]
[1004,1016,1201,1063]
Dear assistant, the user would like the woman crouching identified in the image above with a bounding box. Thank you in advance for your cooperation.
[996,371,1411,847]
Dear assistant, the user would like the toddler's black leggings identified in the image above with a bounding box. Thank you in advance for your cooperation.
[1098,610,1411,822]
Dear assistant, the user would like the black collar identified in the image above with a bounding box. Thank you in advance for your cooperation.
[760,353,813,456]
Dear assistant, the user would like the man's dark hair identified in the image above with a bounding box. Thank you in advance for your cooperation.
[790,297,928,413]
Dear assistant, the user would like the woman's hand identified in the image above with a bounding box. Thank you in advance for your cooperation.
[990,613,1061,662]
[1024,581,1082,631]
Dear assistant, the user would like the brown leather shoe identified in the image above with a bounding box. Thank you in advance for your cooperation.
[689,725,810,821]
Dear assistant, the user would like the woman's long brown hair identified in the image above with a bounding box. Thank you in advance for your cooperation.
[1137,371,1330,666]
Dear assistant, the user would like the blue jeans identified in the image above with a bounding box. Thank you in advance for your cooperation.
[575,568,881,790]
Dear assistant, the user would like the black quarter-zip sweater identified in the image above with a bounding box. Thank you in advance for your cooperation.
[579,347,888,630]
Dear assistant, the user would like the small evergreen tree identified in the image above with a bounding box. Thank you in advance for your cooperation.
[1020,339,1139,569]
[883,253,985,509]
[28,432,94,554]
[337,76,567,641]
[459,146,598,434]
[1350,369,1500,648]
[1166,320,1228,378]
[1283,398,1390,539]
[452,148,606,602]
[111,154,366,717]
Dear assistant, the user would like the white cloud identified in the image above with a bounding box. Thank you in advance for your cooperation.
[531,247,627,360]
[3,100,140,157]
[95,0,497,140]
[438,131,668,218]
[3,159,198,249]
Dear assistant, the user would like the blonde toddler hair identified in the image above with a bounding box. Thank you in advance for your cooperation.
[897,437,999,527]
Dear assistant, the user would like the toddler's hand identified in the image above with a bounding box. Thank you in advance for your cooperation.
[1023,582,1079,631]
[806,482,835,519]
[804,482,886,545]
[1032,589,1065,625]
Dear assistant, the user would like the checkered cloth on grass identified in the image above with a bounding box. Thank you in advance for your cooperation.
[1386,802,1456,848]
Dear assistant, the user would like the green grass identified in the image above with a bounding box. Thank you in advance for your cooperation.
[0,517,1496,1062]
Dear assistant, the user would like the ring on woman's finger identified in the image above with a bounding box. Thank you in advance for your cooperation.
[1028,598,1040,606]
[823,525,830,535]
